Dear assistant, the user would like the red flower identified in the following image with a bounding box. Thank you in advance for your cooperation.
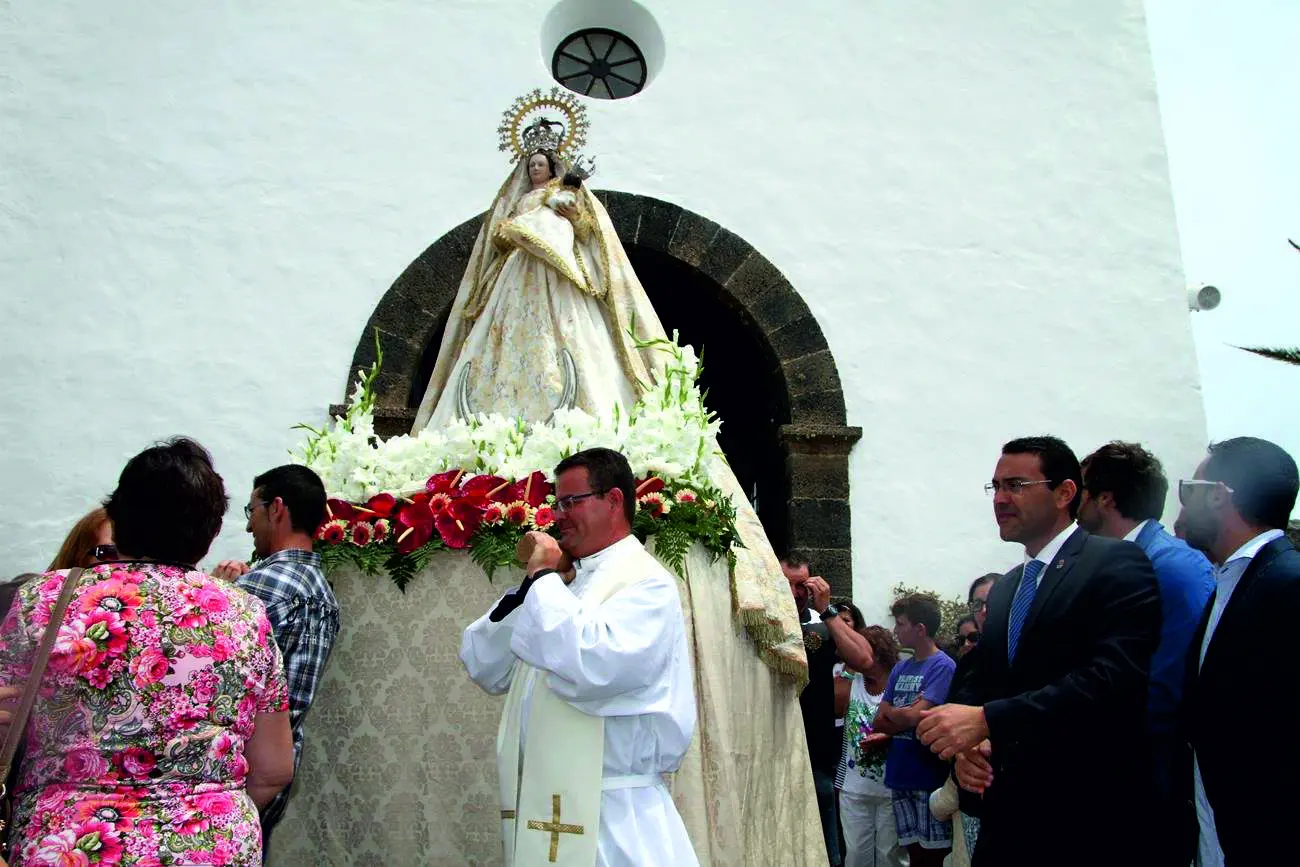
[372,518,391,543]
[318,519,348,545]
[428,491,454,517]
[462,474,512,502]
[508,471,553,507]
[435,500,481,549]
[365,492,397,517]
[638,492,670,517]
[80,579,144,622]
[532,505,556,530]
[636,476,666,496]
[350,522,374,547]
[395,501,436,554]
[426,469,465,495]
[326,499,359,522]
[113,747,156,779]
[74,797,141,831]
[482,504,505,526]
[504,501,532,526]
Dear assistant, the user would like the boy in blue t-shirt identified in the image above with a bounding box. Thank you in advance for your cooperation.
[873,593,956,866]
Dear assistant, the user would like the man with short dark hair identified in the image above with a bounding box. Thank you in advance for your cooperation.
[916,436,1161,866]
[873,593,955,866]
[215,464,339,853]
[460,447,700,865]
[1078,440,1213,857]
[1181,437,1300,866]
[782,551,875,867]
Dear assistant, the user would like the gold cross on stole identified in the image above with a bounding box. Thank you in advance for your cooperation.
[526,793,586,862]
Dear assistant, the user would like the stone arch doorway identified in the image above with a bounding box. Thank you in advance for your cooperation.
[336,192,862,594]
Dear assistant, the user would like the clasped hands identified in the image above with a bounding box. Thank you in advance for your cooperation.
[917,702,995,794]
[519,531,575,583]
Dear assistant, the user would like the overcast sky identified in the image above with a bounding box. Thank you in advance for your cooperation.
[1146,0,1300,485]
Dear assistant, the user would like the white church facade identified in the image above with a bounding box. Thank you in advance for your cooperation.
[1,0,1205,620]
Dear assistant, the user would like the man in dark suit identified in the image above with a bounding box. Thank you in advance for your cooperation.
[1180,436,1300,866]
[917,436,1161,866]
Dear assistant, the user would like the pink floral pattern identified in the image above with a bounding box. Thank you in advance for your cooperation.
[0,564,289,866]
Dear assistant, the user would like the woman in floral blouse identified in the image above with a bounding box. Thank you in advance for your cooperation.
[0,438,293,866]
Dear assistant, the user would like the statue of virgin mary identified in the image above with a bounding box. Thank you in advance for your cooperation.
[412,93,825,867]
[273,91,826,867]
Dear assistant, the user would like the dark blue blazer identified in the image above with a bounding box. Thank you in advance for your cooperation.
[956,527,1161,866]
[1186,535,1300,864]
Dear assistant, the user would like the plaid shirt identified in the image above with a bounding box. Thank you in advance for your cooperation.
[238,548,339,826]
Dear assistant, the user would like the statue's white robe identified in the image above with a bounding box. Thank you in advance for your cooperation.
[461,536,700,867]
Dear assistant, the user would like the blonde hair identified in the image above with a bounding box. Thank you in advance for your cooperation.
[48,507,110,571]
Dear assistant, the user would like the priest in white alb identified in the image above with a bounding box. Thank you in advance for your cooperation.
[460,447,700,867]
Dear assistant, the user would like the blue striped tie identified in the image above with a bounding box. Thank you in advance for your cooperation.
[1007,560,1045,663]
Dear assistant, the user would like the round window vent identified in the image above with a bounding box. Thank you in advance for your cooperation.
[551,28,647,100]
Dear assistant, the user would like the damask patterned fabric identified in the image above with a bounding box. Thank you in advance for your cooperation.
[271,549,826,866]
[0,564,289,866]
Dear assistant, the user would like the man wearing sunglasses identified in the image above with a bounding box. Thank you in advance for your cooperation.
[915,436,1161,866]
[1180,437,1300,867]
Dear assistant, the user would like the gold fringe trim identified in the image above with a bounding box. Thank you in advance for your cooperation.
[495,222,599,298]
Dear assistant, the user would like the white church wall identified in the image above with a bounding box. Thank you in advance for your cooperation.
[0,0,1204,625]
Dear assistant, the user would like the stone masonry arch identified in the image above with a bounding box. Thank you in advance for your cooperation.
[334,192,863,594]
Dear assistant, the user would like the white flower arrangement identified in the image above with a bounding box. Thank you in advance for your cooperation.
[292,332,722,502]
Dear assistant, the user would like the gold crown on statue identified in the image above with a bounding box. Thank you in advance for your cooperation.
[497,87,590,162]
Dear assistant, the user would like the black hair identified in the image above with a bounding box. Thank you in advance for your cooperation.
[1080,441,1169,522]
[554,447,636,524]
[968,572,1000,604]
[1002,435,1083,517]
[829,596,866,631]
[781,551,812,571]
[104,437,228,566]
[1204,437,1299,530]
[253,464,328,536]
[527,150,559,180]
[890,592,942,638]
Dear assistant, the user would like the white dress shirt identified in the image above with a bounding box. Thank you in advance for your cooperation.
[1193,528,1285,867]
[1122,519,1151,543]
[1022,522,1078,587]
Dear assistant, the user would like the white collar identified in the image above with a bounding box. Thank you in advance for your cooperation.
[1026,521,1078,567]
[574,534,639,576]
[1222,528,1285,566]
[1122,519,1151,543]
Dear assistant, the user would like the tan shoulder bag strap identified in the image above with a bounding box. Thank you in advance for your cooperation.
[0,567,84,798]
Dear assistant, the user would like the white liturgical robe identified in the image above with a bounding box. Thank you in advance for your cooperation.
[460,535,700,866]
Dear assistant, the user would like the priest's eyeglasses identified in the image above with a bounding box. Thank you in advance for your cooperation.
[984,479,1053,496]
[1177,479,1234,505]
[555,490,604,512]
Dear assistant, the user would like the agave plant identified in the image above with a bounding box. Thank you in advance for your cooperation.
[1238,239,1300,366]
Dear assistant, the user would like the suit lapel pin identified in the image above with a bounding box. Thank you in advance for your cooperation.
[1055,560,1064,570]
